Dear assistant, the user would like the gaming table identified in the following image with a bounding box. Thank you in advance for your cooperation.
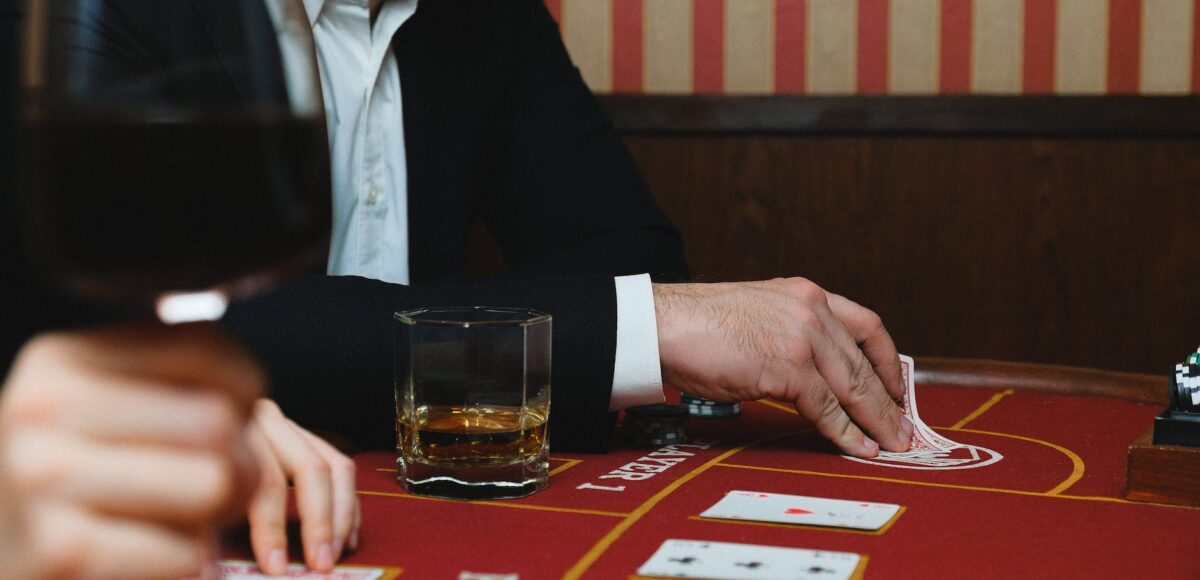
[235,359,1199,579]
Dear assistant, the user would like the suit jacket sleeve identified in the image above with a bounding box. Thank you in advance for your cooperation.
[224,273,622,453]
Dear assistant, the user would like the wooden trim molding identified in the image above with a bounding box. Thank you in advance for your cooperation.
[598,95,1200,137]
[914,357,1169,406]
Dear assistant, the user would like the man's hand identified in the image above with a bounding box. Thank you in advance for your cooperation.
[653,278,913,457]
[0,324,263,579]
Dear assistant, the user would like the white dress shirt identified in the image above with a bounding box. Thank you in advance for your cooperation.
[298,0,664,409]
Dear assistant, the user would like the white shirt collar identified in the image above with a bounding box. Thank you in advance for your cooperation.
[301,0,326,27]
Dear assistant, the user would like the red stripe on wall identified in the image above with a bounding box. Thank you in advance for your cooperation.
[776,0,807,93]
[1107,0,1142,93]
[694,0,725,92]
[612,0,644,92]
[940,0,973,93]
[1193,0,1200,93]
[857,0,888,93]
[1023,0,1057,93]
[545,0,562,24]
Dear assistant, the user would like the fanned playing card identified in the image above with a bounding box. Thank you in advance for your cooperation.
[877,355,964,456]
[637,539,860,580]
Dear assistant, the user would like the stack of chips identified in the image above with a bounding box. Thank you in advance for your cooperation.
[624,404,689,446]
[1174,358,1200,414]
[681,394,742,418]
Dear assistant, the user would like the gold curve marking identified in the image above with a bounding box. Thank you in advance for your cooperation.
[943,426,1084,495]
[951,389,1015,429]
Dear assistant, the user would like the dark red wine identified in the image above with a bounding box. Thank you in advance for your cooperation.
[23,111,331,304]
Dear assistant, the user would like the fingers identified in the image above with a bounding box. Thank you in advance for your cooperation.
[6,429,242,525]
[27,502,209,580]
[808,304,912,453]
[27,323,264,408]
[6,371,245,450]
[301,430,358,558]
[252,400,335,573]
[246,423,291,576]
[826,293,905,402]
[780,363,880,458]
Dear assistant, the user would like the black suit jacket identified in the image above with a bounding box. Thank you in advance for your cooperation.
[0,0,688,452]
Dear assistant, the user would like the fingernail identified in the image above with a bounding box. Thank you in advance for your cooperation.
[862,434,879,455]
[268,549,288,575]
[901,416,915,440]
[200,561,221,580]
[348,529,360,552]
[317,542,335,571]
[333,538,344,560]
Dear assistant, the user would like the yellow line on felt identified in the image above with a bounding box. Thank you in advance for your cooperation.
[688,505,906,536]
[354,490,628,518]
[851,555,870,580]
[950,389,1015,429]
[754,398,799,415]
[562,431,799,580]
[942,427,1085,495]
[713,462,1132,506]
[550,458,585,477]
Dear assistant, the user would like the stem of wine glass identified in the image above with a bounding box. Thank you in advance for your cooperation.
[155,290,230,324]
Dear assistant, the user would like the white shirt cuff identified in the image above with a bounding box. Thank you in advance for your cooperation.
[609,274,665,410]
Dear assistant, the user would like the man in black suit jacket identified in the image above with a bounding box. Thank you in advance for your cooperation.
[0,1,915,576]
[2,0,690,452]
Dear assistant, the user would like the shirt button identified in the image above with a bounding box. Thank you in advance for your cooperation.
[366,187,380,206]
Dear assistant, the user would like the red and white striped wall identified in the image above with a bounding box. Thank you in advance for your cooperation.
[544,0,1200,94]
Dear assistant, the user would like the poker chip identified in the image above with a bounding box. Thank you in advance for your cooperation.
[1187,347,1200,366]
[624,404,689,446]
[1173,363,1200,413]
[681,395,741,418]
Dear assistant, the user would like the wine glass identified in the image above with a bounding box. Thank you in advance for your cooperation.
[21,0,329,319]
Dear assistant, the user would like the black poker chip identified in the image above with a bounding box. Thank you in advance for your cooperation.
[624,403,688,446]
[681,395,741,418]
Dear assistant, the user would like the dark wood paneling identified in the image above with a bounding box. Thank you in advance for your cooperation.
[600,95,1200,137]
[1127,428,1200,507]
[624,135,1200,376]
[914,357,1167,405]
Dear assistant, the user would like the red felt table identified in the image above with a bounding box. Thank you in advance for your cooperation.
[235,371,1198,579]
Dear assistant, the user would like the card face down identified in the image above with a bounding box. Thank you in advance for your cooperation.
[700,490,901,531]
[216,560,385,579]
[637,539,860,580]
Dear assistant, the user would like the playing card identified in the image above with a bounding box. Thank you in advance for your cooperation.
[891,355,962,453]
[215,560,385,580]
[637,539,860,580]
[700,490,901,531]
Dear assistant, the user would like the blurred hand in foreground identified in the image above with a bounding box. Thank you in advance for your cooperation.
[0,323,262,579]
[0,324,359,578]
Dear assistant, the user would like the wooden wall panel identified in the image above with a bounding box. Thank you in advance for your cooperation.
[618,135,1200,375]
